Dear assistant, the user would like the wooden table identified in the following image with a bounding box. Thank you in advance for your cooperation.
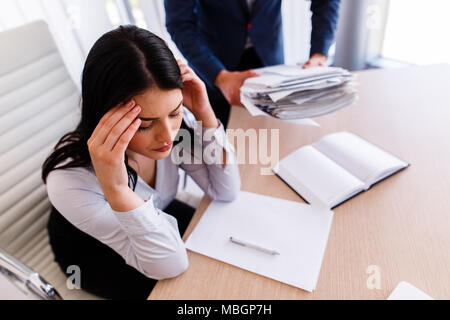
[149,64,450,299]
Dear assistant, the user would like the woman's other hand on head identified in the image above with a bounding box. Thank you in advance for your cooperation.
[177,60,219,128]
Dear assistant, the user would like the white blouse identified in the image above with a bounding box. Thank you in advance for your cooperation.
[45,120,240,280]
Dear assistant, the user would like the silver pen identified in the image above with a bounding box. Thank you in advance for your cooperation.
[229,236,280,256]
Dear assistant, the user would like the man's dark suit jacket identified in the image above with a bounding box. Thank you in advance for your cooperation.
[165,0,340,87]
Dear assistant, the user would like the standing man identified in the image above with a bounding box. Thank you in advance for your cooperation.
[164,0,341,127]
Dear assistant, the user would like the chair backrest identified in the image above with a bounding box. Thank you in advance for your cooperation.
[0,20,80,266]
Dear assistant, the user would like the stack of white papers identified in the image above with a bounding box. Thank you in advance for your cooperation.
[240,65,357,120]
[185,191,334,292]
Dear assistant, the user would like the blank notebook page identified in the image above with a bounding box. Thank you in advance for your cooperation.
[313,132,408,186]
[277,145,364,207]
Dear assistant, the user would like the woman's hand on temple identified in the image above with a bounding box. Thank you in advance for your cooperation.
[177,60,219,128]
[87,100,145,211]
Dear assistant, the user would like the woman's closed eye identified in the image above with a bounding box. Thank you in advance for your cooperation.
[169,111,182,119]
[137,121,154,131]
[137,112,182,131]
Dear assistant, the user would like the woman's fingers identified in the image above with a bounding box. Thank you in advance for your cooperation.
[178,61,194,76]
[89,100,136,147]
[90,102,130,141]
[180,65,201,83]
[182,73,194,82]
[103,105,141,150]
[112,117,141,155]
[177,59,187,68]
[89,101,134,144]
[178,60,202,83]
[179,65,189,75]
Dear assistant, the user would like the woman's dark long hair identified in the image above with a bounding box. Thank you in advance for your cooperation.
[41,25,184,190]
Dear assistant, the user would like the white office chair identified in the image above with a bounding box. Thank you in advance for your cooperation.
[0,21,101,300]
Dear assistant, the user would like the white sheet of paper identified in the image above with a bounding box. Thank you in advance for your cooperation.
[185,191,334,292]
[387,282,434,300]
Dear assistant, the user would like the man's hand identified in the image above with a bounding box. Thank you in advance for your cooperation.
[214,69,259,106]
[302,53,327,69]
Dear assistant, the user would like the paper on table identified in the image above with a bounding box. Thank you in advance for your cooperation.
[240,94,320,126]
[387,282,434,300]
[184,191,334,292]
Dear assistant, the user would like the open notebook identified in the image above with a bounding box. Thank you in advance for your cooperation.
[272,132,410,210]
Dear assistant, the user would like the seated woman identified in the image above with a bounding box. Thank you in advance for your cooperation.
[41,25,240,300]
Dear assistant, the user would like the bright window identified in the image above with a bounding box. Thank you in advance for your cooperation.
[104,0,148,29]
[105,0,122,27]
[382,0,450,65]
[129,0,148,29]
